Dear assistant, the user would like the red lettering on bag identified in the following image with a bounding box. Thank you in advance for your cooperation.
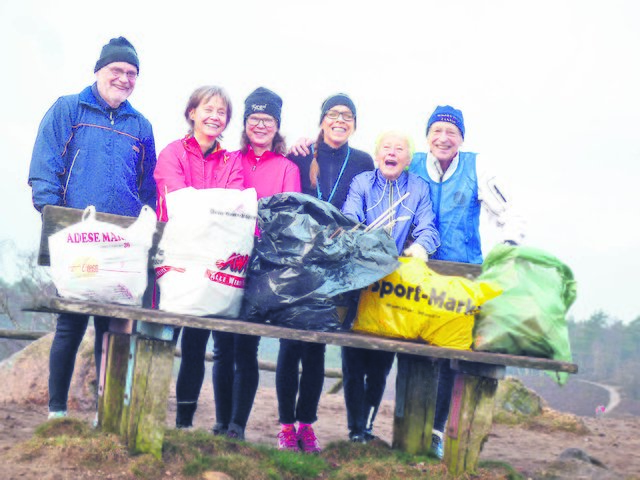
[100,232,125,242]
[205,269,245,288]
[155,265,187,279]
[214,253,250,274]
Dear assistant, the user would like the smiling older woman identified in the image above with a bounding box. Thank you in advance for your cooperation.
[340,130,440,443]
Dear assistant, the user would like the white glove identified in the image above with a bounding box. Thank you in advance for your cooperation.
[403,243,428,262]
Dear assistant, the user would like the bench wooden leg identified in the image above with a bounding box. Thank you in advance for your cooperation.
[96,319,174,459]
[123,335,174,459]
[392,354,439,454]
[444,361,505,476]
[98,332,131,433]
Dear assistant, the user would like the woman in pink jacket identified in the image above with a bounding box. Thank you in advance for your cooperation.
[210,87,301,441]
[153,85,243,431]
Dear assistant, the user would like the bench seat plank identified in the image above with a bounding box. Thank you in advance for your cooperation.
[26,296,577,373]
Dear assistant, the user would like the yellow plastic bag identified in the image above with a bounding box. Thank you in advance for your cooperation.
[353,257,502,350]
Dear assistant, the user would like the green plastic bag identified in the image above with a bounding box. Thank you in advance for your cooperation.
[473,244,577,384]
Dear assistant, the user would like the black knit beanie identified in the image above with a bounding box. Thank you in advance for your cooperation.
[244,87,283,126]
[319,93,357,125]
[94,37,140,73]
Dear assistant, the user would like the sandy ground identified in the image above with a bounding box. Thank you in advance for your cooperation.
[1,335,639,479]
[2,373,640,479]
[195,371,640,479]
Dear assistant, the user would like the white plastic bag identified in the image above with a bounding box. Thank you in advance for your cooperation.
[48,205,156,305]
[154,187,258,317]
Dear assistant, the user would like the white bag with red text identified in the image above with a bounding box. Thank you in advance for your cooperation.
[48,205,156,305]
[154,187,258,317]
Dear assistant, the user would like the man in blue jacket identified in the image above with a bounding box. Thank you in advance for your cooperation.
[409,105,525,458]
[28,36,157,419]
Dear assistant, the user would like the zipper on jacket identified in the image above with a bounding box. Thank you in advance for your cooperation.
[388,181,395,233]
[109,111,114,125]
[434,160,445,230]
[63,149,80,205]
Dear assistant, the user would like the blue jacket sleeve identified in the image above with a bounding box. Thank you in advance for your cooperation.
[137,119,157,210]
[341,176,367,224]
[411,181,440,254]
[28,97,76,212]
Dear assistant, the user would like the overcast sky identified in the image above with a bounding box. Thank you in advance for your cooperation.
[1,0,638,323]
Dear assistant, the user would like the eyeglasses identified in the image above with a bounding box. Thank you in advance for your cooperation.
[247,116,276,128]
[108,66,138,80]
[325,110,354,121]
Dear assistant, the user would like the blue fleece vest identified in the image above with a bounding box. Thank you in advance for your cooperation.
[409,152,482,264]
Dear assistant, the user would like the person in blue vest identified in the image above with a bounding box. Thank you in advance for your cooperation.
[28,36,157,419]
[408,105,525,458]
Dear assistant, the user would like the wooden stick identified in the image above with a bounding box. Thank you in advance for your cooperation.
[364,192,410,232]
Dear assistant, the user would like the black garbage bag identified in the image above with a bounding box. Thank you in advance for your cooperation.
[242,193,399,331]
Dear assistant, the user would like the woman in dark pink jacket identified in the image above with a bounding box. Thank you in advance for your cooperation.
[234,87,300,199]
[211,87,301,441]
[154,85,243,431]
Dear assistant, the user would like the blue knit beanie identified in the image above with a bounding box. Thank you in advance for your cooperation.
[244,87,283,126]
[94,37,139,73]
[426,105,465,139]
[319,93,357,125]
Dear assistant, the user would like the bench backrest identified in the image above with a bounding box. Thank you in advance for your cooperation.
[37,205,482,277]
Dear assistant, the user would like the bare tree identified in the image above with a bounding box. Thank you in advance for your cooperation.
[0,243,56,333]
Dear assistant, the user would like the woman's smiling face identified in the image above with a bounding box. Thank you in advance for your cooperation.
[320,106,355,148]
[190,94,228,144]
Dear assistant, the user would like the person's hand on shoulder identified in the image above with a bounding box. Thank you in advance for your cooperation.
[403,243,429,262]
[288,137,313,156]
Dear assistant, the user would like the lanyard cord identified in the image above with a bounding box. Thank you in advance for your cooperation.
[316,147,351,203]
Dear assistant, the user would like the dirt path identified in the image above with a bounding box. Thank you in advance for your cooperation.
[579,379,621,413]
[2,383,640,479]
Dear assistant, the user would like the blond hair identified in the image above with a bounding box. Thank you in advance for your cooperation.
[374,131,414,160]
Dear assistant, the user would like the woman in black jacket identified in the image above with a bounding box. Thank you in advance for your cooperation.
[275,93,373,452]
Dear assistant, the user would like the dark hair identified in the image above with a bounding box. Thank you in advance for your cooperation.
[240,130,287,156]
[309,130,325,189]
[184,86,232,137]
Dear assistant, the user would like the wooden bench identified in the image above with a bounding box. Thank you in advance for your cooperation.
[27,205,578,476]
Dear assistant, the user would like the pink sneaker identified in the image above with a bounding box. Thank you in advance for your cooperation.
[277,424,300,452]
[297,424,321,453]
